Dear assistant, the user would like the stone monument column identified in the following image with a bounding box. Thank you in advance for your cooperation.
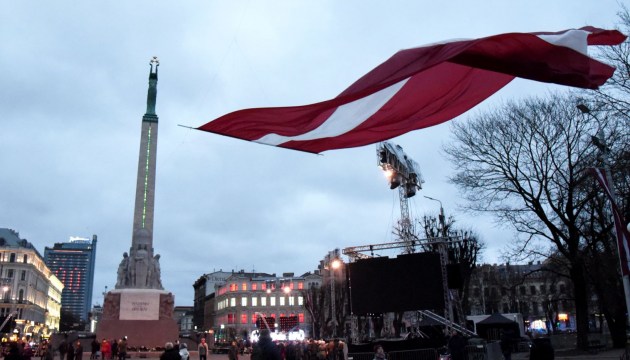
[97,57,178,347]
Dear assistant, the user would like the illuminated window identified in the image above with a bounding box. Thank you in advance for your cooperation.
[299,313,304,322]
[241,297,248,307]
[252,283,258,291]
[242,283,247,291]
[230,283,237,292]
[252,297,258,307]
[298,282,303,290]
[298,296,304,306]
[270,297,276,306]
[288,297,295,306]
[241,314,248,324]
[227,313,235,324]
[251,314,257,323]
[262,283,267,290]
[230,298,236,307]
[289,282,294,290]
[279,297,285,306]
[261,297,267,306]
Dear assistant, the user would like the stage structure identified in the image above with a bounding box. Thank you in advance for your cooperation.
[96,57,179,347]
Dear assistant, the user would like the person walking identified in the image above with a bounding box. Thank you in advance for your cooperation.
[90,339,100,360]
[228,341,238,360]
[447,330,466,360]
[198,339,209,360]
[39,340,50,360]
[100,340,111,360]
[110,340,118,360]
[66,341,75,360]
[117,338,127,360]
[75,341,84,360]
[22,342,35,360]
[500,329,514,360]
[178,343,189,360]
[160,342,181,360]
[58,338,68,360]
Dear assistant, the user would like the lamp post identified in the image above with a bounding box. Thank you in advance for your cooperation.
[330,258,341,338]
[579,104,630,324]
[424,196,445,236]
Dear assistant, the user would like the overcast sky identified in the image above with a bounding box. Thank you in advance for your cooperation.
[0,1,624,307]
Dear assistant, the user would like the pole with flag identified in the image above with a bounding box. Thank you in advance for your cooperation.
[588,130,630,324]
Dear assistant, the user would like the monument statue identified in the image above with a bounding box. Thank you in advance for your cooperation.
[98,57,178,347]
[114,57,163,291]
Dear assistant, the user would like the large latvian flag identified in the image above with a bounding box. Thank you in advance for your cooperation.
[590,167,630,275]
[198,27,626,154]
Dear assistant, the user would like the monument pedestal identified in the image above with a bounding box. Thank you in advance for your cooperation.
[96,289,178,348]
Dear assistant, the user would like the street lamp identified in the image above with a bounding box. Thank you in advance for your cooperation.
[424,196,445,237]
[329,257,342,337]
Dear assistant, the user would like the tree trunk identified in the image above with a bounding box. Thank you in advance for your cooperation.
[604,308,627,348]
[570,261,590,350]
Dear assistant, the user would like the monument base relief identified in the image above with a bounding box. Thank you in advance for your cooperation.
[96,289,178,347]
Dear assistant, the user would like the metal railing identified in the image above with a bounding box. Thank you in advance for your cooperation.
[349,342,503,360]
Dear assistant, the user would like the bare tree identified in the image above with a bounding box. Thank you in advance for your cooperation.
[420,216,483,316]
[442,93,624,349]
[591,5,630,117]
[302,285,325,339]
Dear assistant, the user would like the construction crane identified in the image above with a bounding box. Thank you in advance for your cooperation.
[376,142,424,254]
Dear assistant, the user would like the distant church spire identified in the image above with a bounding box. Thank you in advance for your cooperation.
[116,57,163,290]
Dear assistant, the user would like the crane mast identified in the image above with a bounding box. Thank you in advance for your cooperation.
[376,142,424,254]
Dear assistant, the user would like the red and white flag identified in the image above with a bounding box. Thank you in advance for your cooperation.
[590,167,630,275]
[198,27,626,154]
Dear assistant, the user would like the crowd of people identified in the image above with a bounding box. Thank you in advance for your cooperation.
[246,330,348,360]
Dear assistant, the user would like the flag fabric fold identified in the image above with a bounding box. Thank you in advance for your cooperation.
[198,27,626,154]
[589,167,630,275]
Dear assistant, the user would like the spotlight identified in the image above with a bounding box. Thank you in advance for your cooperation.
[390,173,402,189]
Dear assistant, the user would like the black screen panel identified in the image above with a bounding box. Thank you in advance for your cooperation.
[348,252,444,314]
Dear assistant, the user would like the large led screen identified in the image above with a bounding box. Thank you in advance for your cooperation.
[348,252,444,314]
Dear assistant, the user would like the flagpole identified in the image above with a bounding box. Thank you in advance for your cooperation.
[593,130,630,325]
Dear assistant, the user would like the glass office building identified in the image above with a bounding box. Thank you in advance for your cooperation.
[44,236,97,324]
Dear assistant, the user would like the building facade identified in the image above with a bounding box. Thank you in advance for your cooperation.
[205,270,322,341]
[193,271,233,332]
[174,306,194,332]
[468,261,576,334]
[0,228,63,340]
[44,235,97,326]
